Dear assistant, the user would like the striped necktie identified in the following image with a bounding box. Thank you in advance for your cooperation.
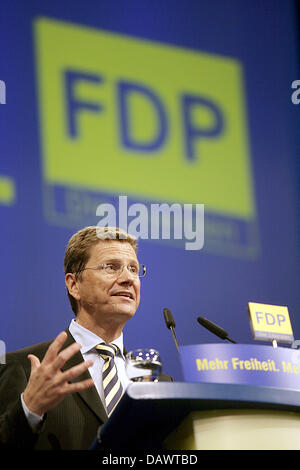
[95,343,123,417]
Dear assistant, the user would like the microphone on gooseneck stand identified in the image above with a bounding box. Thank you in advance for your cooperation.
[163,308,180,352]
[197,316,237,344]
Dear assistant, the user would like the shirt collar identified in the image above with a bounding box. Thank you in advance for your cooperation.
[69,318,125,358]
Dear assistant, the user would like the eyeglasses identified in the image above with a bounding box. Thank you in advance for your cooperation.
[76,263,146,278]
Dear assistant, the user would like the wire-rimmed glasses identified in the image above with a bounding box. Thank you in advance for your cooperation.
[76,262,146,278]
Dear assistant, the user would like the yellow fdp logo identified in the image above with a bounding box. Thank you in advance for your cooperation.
[34,17,255,221]
[248,302,294,343]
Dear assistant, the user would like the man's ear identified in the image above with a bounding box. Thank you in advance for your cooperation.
[65,273,81,301]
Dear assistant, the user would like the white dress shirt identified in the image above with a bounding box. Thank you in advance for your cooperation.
[21,319,130,430]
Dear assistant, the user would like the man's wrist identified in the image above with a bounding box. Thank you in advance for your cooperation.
[21,393,44,431]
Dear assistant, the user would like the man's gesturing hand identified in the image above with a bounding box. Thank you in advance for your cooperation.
[22,331,94,416]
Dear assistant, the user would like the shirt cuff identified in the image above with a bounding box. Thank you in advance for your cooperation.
[20,393,44,432]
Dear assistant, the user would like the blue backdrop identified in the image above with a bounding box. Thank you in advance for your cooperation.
[1,0,300,381]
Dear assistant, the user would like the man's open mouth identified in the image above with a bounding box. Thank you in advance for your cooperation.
[111,292,134,300]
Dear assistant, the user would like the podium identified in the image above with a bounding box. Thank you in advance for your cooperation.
[95,381,300,450]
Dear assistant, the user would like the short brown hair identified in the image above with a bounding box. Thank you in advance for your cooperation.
[64,226,138,314]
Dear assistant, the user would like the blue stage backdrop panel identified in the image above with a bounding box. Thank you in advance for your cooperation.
[1,0,300,381]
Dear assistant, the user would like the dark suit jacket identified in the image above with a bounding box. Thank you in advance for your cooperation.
[0,329,172,449]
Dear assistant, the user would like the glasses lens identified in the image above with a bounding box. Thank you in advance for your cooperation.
[102,263,146,277]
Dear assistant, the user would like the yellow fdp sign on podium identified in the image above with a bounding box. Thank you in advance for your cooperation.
[248,302,294,343]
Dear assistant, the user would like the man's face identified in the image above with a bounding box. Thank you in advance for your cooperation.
[74,240,141,322]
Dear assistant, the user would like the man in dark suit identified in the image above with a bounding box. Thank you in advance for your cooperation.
[0,226,171,449]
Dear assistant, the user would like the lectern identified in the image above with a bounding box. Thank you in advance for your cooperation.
[92,343,300,450]
[94,381,300,450]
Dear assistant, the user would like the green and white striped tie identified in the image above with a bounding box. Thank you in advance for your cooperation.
[95,343,123,417]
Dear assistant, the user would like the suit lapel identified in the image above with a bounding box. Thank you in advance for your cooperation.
[62,329,108,423]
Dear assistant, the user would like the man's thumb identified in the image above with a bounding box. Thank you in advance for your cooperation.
[27,354,40,372]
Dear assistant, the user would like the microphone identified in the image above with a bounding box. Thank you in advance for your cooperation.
[197,316,237,344]
[163,308,180,352]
